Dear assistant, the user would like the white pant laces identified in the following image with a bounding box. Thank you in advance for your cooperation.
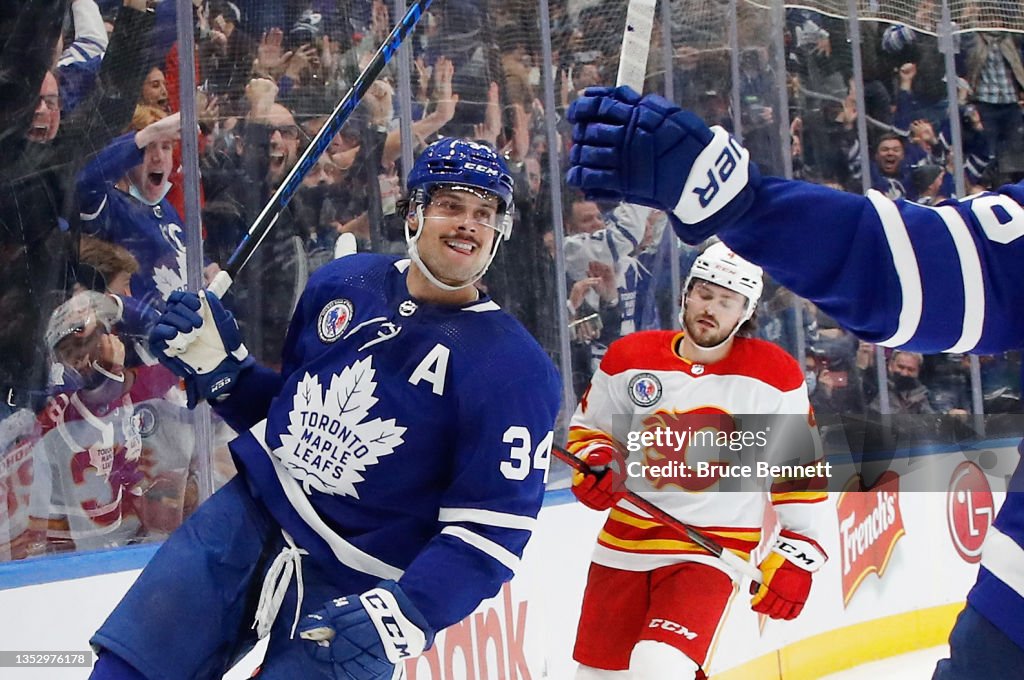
[252,530,308,640]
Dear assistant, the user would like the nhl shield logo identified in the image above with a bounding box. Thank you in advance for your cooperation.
[628,373,662,407]
[133,404,158,437]
[318,299,354,343]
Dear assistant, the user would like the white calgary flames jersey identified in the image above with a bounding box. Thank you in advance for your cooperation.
[31,367,192,550]
[568,330,827,575]
[0,410,43,560]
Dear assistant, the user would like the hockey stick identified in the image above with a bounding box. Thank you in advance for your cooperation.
[553,445,763,584]
[164,1,434,365]
[207,0,435,298]
[616,0,658,92]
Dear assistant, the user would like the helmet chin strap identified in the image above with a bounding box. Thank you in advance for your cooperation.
[405,203,503,292]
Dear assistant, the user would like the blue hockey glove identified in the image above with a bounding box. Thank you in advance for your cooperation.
[148,290,253,408]
[298,580,434,680]
[566,85,761,244]
[114,294,160,336]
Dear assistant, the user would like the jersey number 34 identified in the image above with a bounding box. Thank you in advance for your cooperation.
[501,427,554,483]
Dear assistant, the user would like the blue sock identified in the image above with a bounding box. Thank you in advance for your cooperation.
[90,652,147,680]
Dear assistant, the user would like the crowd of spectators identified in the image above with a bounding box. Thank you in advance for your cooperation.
[0,0,617,564]
[779,1,1024,448]
[1,0,1023,563]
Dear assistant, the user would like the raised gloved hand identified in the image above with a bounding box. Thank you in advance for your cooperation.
[571,446,626,511]
[148,290,253,408]
[298,580,434,680]
[750,530,827,620]
[566,85,760,245]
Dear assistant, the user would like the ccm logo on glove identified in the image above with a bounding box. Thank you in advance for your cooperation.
[774,535,827,571]
[361,588,428,662]
[750,531,827,620]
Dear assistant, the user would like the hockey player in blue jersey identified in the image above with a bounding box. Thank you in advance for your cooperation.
[87,137,562,680]
[565,84,1024,678]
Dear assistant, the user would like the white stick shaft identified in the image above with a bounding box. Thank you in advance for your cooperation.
[616,0,658,92]
[718,545,764,584]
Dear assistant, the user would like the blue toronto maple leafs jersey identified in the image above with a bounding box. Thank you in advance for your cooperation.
[77,133,187,307]
[217,253,562,631]
[718,177,1024,649]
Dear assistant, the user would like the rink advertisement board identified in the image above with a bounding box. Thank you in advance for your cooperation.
[0,444,1013,679]
[400,480,1006,676]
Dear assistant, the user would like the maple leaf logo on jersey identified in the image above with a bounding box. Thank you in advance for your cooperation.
[275,357,407,498]
[153,247,187,300]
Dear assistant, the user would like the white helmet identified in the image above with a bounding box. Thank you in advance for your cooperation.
[682,242,763,333]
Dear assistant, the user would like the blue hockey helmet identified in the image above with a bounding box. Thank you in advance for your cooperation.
[404,138,516,291]
[407,138,515,238]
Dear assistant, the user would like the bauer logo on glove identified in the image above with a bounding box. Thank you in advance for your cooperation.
[148,290,254,408]
[675,127,752,224]
[565,85,760,244]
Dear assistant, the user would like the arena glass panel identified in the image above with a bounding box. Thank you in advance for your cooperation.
[0,0,214,564]
[4,0,1024,570]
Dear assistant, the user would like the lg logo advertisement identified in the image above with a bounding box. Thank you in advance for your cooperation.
[946,461,995,564]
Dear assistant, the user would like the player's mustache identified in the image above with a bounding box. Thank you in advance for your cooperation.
[441,233,482,247]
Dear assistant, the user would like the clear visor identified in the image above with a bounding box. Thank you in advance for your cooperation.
[423,184,512,239]
[685,279,750,315]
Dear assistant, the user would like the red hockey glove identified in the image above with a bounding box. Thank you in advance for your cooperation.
[571,446,626,511]
[750,531,827,620]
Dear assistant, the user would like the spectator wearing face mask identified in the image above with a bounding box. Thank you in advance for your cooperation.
[871,350,937,416]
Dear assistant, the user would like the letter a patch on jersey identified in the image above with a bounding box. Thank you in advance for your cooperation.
[408,344,450,396]
[274,356,407,498]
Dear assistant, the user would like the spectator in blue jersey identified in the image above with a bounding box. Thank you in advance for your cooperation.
[567,197,607,235]
[0,0,155,417]
[57,0,109,117]
[909,162,947,205]
[870,132,911,199]
[87,137,562,680]
[565,83,1024,680]
[76,109,186,309]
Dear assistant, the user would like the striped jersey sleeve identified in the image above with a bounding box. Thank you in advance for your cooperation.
[720,178,1024,355]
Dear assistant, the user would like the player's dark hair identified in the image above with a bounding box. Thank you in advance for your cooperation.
[874,131,904,151]
[737,313,758,337]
